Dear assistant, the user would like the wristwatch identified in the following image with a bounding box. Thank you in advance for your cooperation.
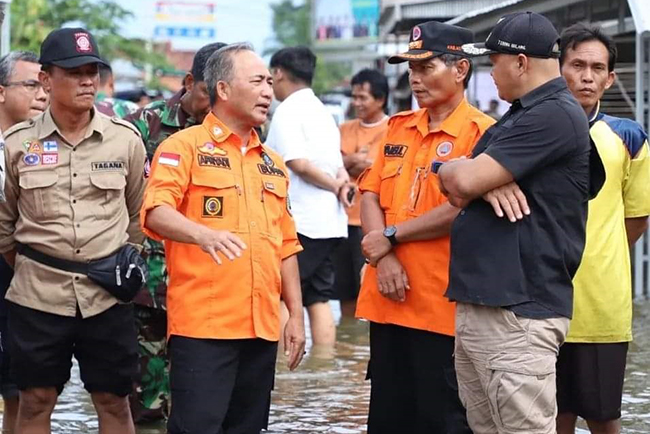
[383,225,399,247]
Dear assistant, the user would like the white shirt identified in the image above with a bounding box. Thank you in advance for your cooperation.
[265,88,347,239]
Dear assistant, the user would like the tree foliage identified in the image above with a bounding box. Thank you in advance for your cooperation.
[10,0,169,70]
[268,0,350,94]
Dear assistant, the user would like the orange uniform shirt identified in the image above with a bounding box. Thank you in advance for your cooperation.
[356,99,494,336]
[141,112,302,341]
[340,118,389,226]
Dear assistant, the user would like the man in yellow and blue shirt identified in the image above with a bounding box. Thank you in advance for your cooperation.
[557,23,650,434]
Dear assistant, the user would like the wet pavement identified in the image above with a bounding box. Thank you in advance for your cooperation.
[2,300,650,433]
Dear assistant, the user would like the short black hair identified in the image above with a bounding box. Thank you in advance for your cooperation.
[560,23,617,72]
[192,42,227,82]
[269,46,316,86]
[98,63,112,86]
[350,68,389,109]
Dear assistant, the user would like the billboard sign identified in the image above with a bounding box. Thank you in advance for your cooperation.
[153,1,216,41]
[313,0,379,43]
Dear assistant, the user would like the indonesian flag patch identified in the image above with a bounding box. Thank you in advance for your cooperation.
[159,152,180,167]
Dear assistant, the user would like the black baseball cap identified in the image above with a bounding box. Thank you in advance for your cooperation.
[461,12,560,58]
[388,21,474,64]
[39,27,109,69]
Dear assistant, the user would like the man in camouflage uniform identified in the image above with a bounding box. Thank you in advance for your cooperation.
[124,41,225,423]
[95,63,139,119]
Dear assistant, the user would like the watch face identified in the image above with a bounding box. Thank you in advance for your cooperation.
[384,225,397,237]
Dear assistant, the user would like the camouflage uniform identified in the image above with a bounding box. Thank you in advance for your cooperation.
[124,89,196,423]
[95,91,140,119]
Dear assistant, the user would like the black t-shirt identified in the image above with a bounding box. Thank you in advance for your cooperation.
[445,77,603,319]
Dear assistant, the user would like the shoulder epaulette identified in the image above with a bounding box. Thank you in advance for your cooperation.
[3,118,35,138]
[110,116,143,138]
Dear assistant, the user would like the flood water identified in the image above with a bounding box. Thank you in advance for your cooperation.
[2,300,650,433]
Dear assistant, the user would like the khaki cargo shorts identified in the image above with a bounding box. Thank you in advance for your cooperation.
[454,302,569,434]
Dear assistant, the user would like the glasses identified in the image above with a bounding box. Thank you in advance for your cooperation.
[4,80,43,93]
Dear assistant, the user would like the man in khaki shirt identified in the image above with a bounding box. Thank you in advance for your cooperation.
[0,28,146,434]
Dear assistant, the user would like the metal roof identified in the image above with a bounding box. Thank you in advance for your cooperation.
[628,0,650,34]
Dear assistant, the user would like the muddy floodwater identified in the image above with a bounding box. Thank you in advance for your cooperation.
[2,301,650,433]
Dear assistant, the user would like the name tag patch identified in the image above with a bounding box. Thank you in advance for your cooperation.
[384,144,408,157]
[202,196,223,218]
[92,161,125,171]
[257,164,286,177]
[198,154,231,169]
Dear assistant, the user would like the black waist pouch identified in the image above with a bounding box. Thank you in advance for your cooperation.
[16,243,148,303]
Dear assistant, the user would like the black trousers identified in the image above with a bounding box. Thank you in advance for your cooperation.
[367,322,471,434]
[167,336,278,434]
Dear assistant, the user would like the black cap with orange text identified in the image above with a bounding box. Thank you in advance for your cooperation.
[388,21,474,64]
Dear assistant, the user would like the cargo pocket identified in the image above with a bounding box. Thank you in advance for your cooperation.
[260,178,288,238]
[18,170,59,220]
[89,172,126,220]
[190,171,240,231]
[378,163,401,210]
[486,352,556,432]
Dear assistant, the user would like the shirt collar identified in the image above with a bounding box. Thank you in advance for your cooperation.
[283,87,314,104]
[404,98,472,138]
[161,88,195,128]
[202,112,262,149]
[588,100,603,126]
[38,107,104,141]
[518,76,568,109]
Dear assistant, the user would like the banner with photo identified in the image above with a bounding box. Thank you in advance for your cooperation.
[313,0,380,43]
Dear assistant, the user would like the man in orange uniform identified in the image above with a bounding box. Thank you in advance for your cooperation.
[141,43,306,434]
[333,68,389,318]
[356,21,494,434]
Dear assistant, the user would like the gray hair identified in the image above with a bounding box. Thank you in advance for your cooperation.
[439,53,473,89]
[204,42,255,106]
[0,51,39,86]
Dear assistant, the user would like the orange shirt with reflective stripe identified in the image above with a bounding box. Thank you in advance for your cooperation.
[141,112,302,341]
[356,99,494,336]
[340,118,388,226]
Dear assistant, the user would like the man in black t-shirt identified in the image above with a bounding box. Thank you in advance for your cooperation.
[437,12,604,434]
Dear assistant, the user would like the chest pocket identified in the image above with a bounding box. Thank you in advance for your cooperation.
[18,170,60,220]
[379,162,402,211]
[89,172,126,220]
[260,178,288,237]
[191,171,240,231]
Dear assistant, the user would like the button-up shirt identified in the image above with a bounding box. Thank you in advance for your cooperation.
[141,112,302,341]
[0,108,147,317]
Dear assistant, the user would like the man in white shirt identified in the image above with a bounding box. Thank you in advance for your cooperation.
[266,46,351,345]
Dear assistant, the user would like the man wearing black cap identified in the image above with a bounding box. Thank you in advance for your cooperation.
[0,28,147,434]
[355,21,494,434]
[438,12,603,433]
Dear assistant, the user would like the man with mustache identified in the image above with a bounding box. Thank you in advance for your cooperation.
[355,21,494,434]
[0,50,48,434]
[0,28,147,434]
[124,41,225,423]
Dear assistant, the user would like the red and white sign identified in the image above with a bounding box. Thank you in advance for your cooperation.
[42,153,58,165]
[75,33,92,53]
[159,152,180,167]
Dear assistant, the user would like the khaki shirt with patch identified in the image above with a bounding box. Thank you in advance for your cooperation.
[0,108,147,318]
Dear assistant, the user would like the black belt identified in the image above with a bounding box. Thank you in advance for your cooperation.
[16,243,90,275]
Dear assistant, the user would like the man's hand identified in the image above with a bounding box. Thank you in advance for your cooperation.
[338,182,355,208]
[362,229,391,265]
[482,182,529,222]
[375,253,410,302]
[198,229,247,264]
[283,312,306,371]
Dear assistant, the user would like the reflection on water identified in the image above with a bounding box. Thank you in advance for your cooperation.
[2,301,650,433]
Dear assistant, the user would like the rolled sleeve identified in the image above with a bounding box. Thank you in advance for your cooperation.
[624,140,650,218]
[140,137,193,241]
[358,149,385,194]
[280,196,303,259]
